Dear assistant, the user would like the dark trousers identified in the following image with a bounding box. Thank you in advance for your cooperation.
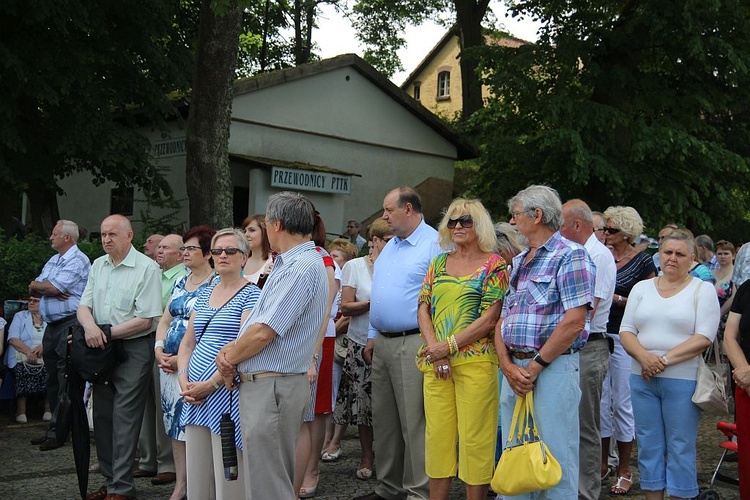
[42,315,79,441]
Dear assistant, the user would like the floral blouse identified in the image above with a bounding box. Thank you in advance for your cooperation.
[416,252,509,372]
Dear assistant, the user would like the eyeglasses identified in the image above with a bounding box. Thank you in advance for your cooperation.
[179,246,202,253]
[594,228,606,233]
[603,227,621,234]
[510,209,536,219]
[447,215,474,229]
[209,247,244,256]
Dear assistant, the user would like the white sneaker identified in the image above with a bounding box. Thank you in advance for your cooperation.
[16,414,27,424]
[42,412,52,421]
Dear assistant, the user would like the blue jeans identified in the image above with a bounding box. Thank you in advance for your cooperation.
[630,375,700,498]
[500,353,581,499]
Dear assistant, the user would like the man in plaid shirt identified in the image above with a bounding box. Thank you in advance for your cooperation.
[494,185,594,499]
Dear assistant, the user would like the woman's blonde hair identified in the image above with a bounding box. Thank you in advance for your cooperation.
[327,238,359,263]
[437,198,497,252]
[603,206,643,242]
[211,228,250,255]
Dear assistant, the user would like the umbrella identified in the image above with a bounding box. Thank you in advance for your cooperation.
[58,325,91,499]
[68,369,89,499]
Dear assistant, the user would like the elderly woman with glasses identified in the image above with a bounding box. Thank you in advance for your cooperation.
[600,206,656,494]
[620,229,719,500]
[154,225,216,500]
[177,228,260,499]
[416,198,509,500]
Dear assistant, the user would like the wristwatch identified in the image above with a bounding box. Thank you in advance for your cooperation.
[532,352,550,368]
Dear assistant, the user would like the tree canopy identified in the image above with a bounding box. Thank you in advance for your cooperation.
[467,0,750,240]
[0,0,197,235]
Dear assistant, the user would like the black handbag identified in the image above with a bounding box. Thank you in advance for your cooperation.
[70,324,124,384]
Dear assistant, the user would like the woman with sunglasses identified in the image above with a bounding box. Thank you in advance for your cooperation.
[177,228,260,499]
[416,198,509,500]
[154,225,216,500]
[600,206,656,495]
[241,214,273,285]
[328,218,394,480]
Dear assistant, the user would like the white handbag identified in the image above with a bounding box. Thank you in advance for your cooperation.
[691,338,729,415]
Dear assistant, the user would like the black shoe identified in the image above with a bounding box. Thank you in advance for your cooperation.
[39,438,64,451]
[30,435,47,445]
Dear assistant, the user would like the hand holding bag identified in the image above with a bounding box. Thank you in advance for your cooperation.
[490,390,562,496]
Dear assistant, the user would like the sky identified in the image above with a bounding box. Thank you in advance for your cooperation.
[312,1,542,85]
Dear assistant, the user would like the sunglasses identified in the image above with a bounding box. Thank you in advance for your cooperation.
[209,247,244,256]
[603,227,621,234]
[447,215,474,229]
[179,245,202,253]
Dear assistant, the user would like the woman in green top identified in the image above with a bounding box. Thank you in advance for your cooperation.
[416,198,509,500]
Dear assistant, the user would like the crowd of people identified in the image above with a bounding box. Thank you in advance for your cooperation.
[2,185,748,500]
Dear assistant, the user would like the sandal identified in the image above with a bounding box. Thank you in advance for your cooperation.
[321,448,342,462]
[356,467,372,480]
[601,464,614,481]
[611,474,634,495]
[299,480,318,498]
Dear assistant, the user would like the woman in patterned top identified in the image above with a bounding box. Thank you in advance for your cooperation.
[416,198,509,500]
[601,206,656,495]
[154,225,215,500]
[177,228,260,500]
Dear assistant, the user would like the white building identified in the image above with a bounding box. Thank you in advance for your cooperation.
[58,54,476,237]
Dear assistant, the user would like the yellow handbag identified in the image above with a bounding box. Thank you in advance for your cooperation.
[490,390,562,496]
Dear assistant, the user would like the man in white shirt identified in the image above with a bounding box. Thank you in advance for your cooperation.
[561,199,617,500]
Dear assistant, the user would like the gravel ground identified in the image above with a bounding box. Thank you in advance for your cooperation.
[0,399,739,499]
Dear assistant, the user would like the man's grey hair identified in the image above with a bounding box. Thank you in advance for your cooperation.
[508,185,563,231]
[347,219,360,229]
[565,199,593,224]
[695,234,714,252]
[591,211,605,229]
[266,191,316,236]
[57,219,80,243]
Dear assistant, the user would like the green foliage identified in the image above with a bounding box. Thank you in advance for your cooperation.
[0,233,55,300]
[467,0,750,241]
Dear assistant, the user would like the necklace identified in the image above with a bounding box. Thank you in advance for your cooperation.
[32,315,43,331]
[189,269,213,285]
[657,274,691,291]
[614,247,635,264]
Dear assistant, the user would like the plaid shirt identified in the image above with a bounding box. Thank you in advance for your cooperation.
[36,244,91,322]
[501,231,594,351]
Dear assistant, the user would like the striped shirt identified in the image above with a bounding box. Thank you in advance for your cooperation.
[501,231,594,351]
[36,244,91,322]
[181,283,259,448]
[237,241,328,374]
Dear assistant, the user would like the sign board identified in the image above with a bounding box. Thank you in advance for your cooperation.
[152,137,187,158]
[271,167,352,194]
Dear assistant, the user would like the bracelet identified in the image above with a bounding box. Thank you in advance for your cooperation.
[154,340,164,351]
[210,379,220,391]
[177,369,188,376]
[447,335,459,355]
[660,354,670,366]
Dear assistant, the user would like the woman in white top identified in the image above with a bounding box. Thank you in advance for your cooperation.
[619,229,720,500]
[241,214,273,285]
[329,219,393,480]
[5,298,50,423]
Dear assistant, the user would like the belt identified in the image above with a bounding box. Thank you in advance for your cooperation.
[239,371,299,383]
[47,313,78,327]
[588,332,607,342]
[508,348,577,360]
[379,328,420,338]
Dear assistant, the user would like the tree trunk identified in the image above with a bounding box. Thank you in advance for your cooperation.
[455,0,490,119]
[186,0,243,229]
[26,179,60,238]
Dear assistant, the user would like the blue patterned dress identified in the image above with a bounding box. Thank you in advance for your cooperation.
[159,274,213,441]
[179,283,260,448]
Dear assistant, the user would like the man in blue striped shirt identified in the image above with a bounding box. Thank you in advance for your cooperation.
[28,219,91,450]
[217,191,329,500]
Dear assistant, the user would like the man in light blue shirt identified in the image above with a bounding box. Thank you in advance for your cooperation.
[28,219,91,450]
[357,187,440,500]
